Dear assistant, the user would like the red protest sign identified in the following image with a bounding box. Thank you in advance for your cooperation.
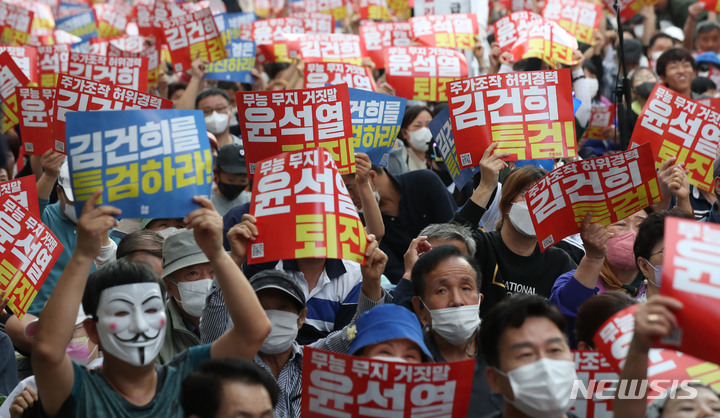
[290,0,349,20]
[359,21,412,69]
[0,51,31,134]
[697,97,720,112]
[16,87,55,155]
[603,0,660,24]
[0,2,34,45]
[658,218,720,366]
[0,194,63,319]
[301,347,475,417]
[447,69,576,168]
[0,46,38,84]
[237,84,355,177]
[410,13,478,50]
[287,33,362,65]
[510,20,579,67]
[252,17,304,64]
[254,0,284,17]
[52,73,173,152]
[593,304,720,398]
[570,350,617,418]
[68,52,149,92]
[385,46,468,102]
[163,8,226,74]
[584,104,615,141]
[629,84,720,192]
[37,45,70,87]
[0,176,40,219]
[359,0,392,21]
[248,148,366,264]
[542,0,602,45]
[305,62,376,92]
[289,12,334,34]
[109,44,161,85]
[135,1,186,43]
[526,144,660,251]
[93,3,131,38]
[493,11,544,53]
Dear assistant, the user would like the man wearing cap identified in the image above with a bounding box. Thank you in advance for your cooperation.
[211,143,251,216]
[233,235,389,418]
[157,229,214,364]
[701,156,720,224]
[24,152,116,318]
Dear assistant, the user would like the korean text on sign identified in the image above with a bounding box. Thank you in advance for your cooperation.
[429,107,479,190]
[53,73,173,152]
[65,109,213,219]
[292,0,348,20]
[526,143,660,251]
[237,84,356,177]
[0,194,63,319]
[349,88,405,167]
[248,148,367,264]
[584,104,615,141]
[205,39,256,83]
[37,45,70,87]
[0,176,40,219]
[448,68,577,168]
[569,350,617,418]
[68,52,149,92]
[289,11,334,34]
[287,33,362,66]
[542,0,602,45]
[252,17,304,64]
[493,11,544,52]
[305,63,376,92]
[592,304,720,396]
[55,10,97,41]
[0,2,33,45]
[659,218,720,366]
[163,7,227,74]
[510,20,579,67]
[0,46,38,84]
[410,13,478,50]
[17,87,55,155]
[301,347,475,417]
[108,44,162,85]
[385,46,468,102]
[0,51,31,134]
[629,84,720,191]
[359,21,412,69]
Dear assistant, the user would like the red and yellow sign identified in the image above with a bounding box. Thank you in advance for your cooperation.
[384,46,468,102]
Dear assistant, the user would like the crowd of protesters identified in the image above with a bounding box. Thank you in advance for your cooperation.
[1,0,720,417]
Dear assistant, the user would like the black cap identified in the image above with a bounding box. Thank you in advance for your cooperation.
[217,143,247,174]
[250,270,306,309]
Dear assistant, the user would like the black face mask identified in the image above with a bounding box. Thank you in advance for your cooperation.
[218,182,245,200]
[634,82,656,101]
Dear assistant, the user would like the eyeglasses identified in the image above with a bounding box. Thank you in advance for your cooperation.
[202,105,229,116]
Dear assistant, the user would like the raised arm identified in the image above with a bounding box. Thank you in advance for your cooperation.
[573,213,612,289]
[32,191,120,417]
[614,296,683,416]
[184,197,270,360]
[359,235,388,302]
[174,57,208,110]
[36,151,65,200]
[468,142,510,210]
[354,153,384,242]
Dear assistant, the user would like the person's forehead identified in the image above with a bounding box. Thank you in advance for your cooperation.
[99,283,162,305]
[426,257,475,284]
[427,238,469,255]
[413,111,433,122]
[499,317,565,352]
[176,262,212,275]
[220,381,274,415]
[198,94,229,108]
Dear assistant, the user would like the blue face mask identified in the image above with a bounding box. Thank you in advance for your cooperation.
[644,258,663,287]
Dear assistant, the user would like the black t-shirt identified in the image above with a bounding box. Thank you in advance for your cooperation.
[453,200,577,315]
[364,169,457,283]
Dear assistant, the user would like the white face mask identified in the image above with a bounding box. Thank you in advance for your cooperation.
[423,299,481,346]
[174,278,213,318]
[156,227,179,239]
[508,201,536,237]
[586,77,599,98]
[408,127,432,152]
[204,111,230,134]
[496,358,577,418]
[63,202,78,223]
[260,310,299,354]
[650,50,663,61]
[96,283,166,367]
